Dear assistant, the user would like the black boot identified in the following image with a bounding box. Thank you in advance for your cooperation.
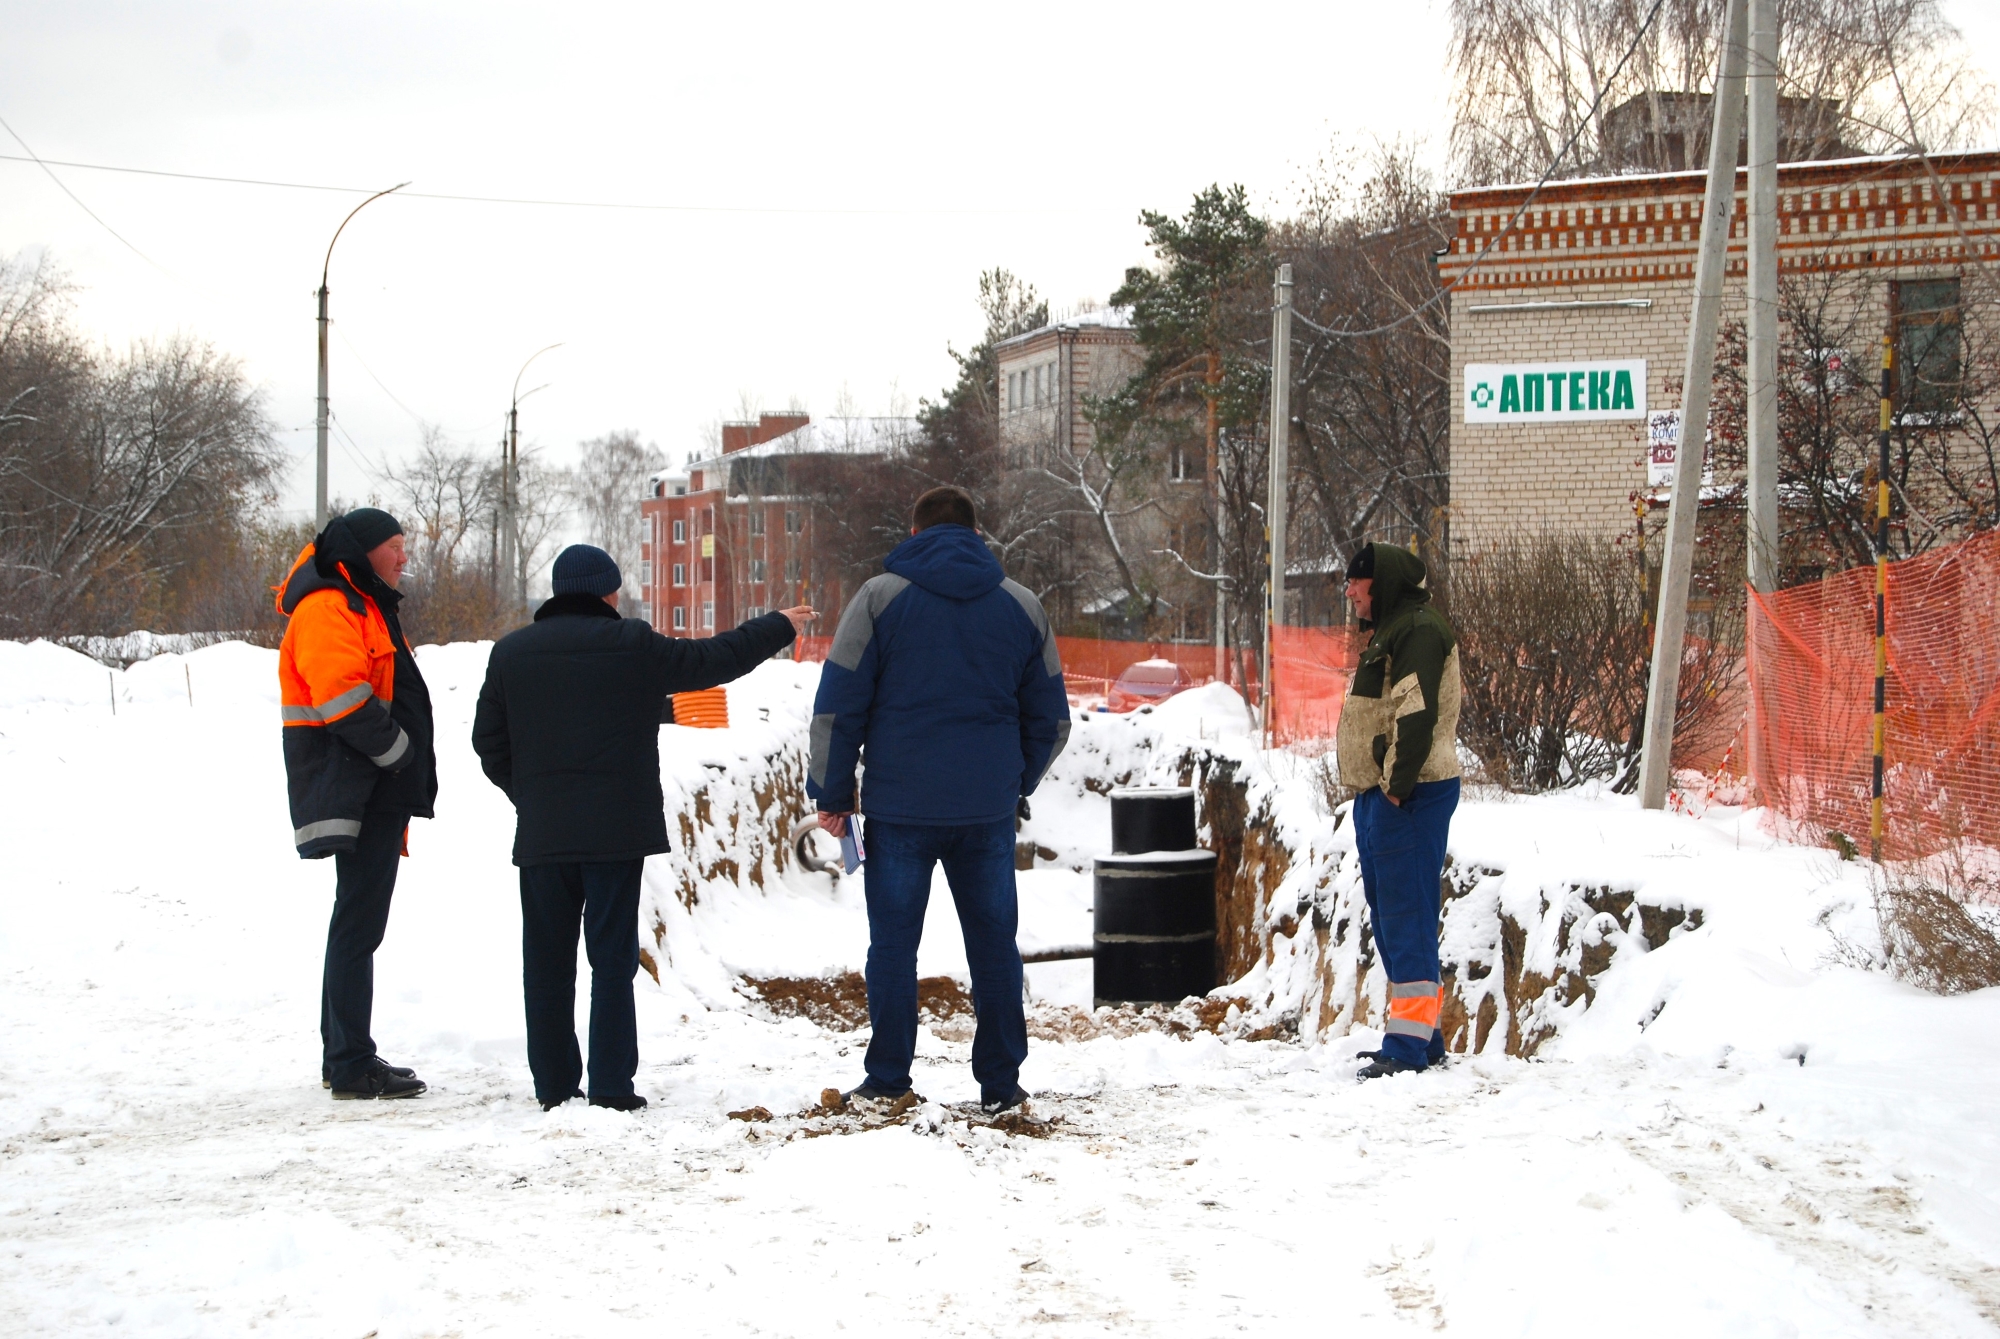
[589,1093,648,1112]
[980,1085,1030,1116]
[541,1089,585,1112]
[1356,1055,1427,1082]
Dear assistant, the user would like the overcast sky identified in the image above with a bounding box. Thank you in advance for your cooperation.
[4,1,1996,522]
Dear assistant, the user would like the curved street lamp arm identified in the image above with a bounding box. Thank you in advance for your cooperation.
[513,343,565,404]
[321,181,411,289]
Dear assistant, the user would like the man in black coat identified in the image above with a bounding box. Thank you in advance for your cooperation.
[471,543,812,1111]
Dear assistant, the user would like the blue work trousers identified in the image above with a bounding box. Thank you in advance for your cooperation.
[860,818,1027,1103]
[1353,778,1460,1068]
[519,858,645,1104]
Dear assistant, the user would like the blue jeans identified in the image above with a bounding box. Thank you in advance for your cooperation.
[519,859,644,1103]
[1353,778,1460,1068]
[861,818,1027,1102]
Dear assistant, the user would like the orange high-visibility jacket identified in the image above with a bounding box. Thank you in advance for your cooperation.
[277,542,416,857]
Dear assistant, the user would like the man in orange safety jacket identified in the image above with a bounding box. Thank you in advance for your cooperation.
[278,507,436,1100]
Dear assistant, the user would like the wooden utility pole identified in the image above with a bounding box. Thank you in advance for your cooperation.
[1638,0,1750,809]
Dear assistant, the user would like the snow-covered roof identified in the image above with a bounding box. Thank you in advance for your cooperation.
[687,416,916,472]
[995,306,1135,353]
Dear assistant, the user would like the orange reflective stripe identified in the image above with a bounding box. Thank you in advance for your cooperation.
[1387,993,1442,1030]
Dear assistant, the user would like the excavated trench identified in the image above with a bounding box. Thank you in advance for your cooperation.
[643,719,1700,1058]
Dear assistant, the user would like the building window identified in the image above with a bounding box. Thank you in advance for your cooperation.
[641,562,652,586]
[749,559,767,583]
[637,600,650,621]
[745,605,765,619]
[673,519,686,543]
[750,509,766,536]
[672,606,686,630]
[1895,278,1961,416]
[784,510,801,535]
[672,563,685,586]
[785,556,802,582]
[702,602,715,629]
[1170,437,1204,483]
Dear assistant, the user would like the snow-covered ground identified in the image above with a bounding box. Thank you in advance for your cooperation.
[3,637,1999,1337]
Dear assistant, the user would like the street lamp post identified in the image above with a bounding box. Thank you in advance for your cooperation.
[500,343,563,611]
[314,181,409,531]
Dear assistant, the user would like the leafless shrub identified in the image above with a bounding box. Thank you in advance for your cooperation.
[1875,869,2000,994]
[1444,533,1743,791]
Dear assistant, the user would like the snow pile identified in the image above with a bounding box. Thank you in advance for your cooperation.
[7,636,2000,1335]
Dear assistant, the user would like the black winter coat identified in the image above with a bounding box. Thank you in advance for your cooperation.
[471,595,795,865]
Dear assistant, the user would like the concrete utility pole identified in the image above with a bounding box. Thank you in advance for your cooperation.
[313,182,408,531]
[502,343,562,612]
[1746,0,1781,594]
[1263,263,1294,745]
[1639,0,1750,810]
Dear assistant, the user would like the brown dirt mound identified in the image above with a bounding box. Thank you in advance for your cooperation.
[745,973,973,1030]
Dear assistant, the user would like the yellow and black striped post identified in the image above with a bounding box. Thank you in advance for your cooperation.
[1871,335,1892,862]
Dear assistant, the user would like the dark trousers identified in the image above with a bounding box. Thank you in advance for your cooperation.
[519,859,645,1102]
[1354,778,1460,1068]
[861,817,1027,1102]
[321,811,408,1085]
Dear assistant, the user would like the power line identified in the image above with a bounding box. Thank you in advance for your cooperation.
[0,113,161,269]
[1290,0,1670,342]
[0,151,1109,218]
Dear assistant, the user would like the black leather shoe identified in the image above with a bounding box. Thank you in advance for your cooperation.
[589,1093,648,1112]
[323,1057,416,1090]
[331,1067,427,1100]
[541,1090,585,1112]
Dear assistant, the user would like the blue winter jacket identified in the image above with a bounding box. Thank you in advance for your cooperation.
[807,524,1071,826]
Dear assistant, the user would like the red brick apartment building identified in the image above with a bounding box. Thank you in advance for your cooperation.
[637,413,913,637]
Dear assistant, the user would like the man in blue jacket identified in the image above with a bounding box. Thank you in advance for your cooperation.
[810,486,1070,1116]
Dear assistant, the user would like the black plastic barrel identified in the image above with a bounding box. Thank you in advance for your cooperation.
[1109,786,1199,855]
[1092,851,1219,1005]
[1094,787,1216,1006]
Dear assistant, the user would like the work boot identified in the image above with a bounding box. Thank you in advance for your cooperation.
[331,1063,427,1100]
[323,1057,416,1090]
[840,1082,918,1120]
[541,1089,585,1113]
[1356,1055,1427,1082]
[589,1093,648,1112]
[980,1085,1030,1116]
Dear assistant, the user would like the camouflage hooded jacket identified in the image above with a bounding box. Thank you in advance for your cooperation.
[1335,543,1462,798]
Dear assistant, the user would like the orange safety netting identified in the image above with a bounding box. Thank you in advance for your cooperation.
[1747,527,2000,856]
[792,626,1363,746]
[1269,625,1363,748]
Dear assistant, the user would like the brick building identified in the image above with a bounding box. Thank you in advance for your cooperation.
[994,306,1142,464]
[1440,150,2000,555]
[637,414,912,637]
[995,307,1221,638]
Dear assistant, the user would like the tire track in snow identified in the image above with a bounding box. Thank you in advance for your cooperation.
[1621,1103,2000,1334]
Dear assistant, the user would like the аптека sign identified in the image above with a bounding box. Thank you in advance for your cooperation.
[1464,360,1647,423]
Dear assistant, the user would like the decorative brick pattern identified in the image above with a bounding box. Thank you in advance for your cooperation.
[1445,153,2000,549]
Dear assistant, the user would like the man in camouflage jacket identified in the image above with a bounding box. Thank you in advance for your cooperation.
[1335,542,1462,1079]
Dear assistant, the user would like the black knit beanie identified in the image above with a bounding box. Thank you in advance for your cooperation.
[551,544,622,597]
[341,507,404,554]
[1345,543,1376,582]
